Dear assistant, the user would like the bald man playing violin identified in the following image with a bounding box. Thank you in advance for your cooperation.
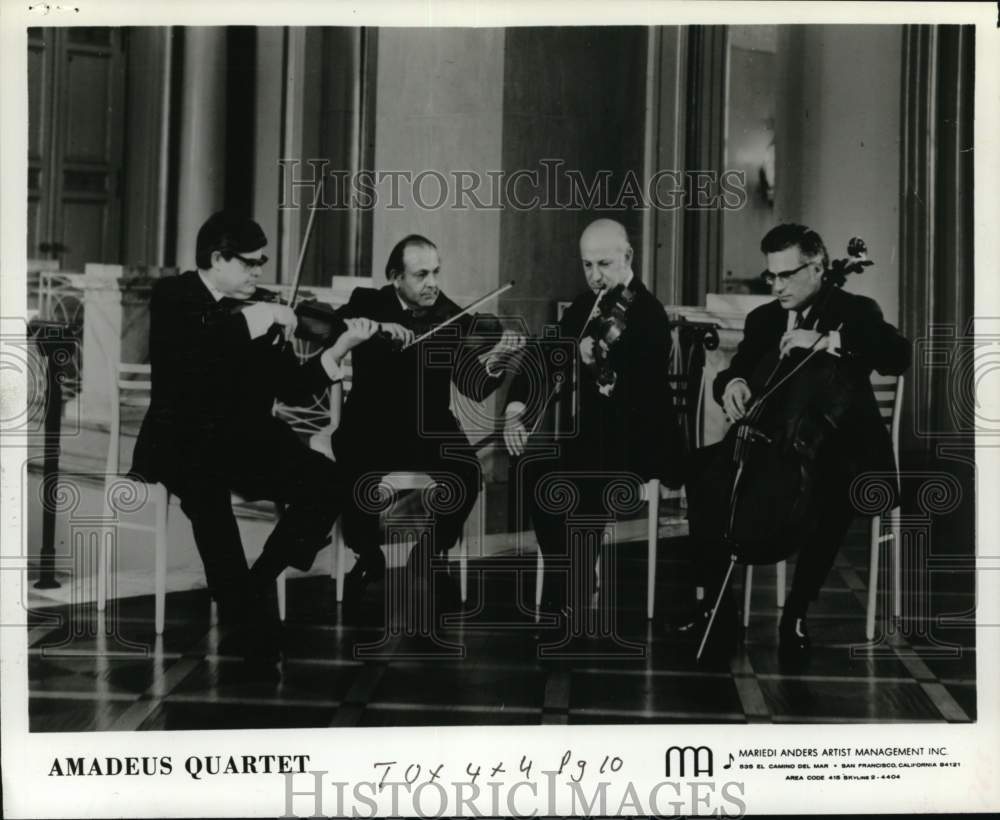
[131,211,405,676]
[503,219,683,625]
[320,233,526,614]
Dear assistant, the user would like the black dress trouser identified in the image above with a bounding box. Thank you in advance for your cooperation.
[519,443,643,613]
[162,433,342,624]
[337,432,481,573]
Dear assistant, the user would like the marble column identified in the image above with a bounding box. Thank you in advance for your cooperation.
[174,27,227,272]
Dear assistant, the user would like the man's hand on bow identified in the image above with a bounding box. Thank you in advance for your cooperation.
[722,379,753,421]
[779,328,825,359]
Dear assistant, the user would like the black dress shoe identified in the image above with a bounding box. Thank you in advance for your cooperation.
[217,625,282,663]
[779,614,812,657]
[664,606,711,635]
[240,656,281,684]
[343,550,386,605]
[432,571,463,616]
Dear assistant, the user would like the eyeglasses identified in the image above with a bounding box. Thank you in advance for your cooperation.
[760,261,814,286]
[227,252,269,269]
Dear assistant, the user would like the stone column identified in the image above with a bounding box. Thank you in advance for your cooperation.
[175,27,227,271]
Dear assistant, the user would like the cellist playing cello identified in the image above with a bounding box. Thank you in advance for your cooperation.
[679,223,910,660]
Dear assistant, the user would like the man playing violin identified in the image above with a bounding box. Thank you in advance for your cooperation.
[131,211,395,677]
[503,218,684,625]
[327,234,525,614]
[707,223,910,658]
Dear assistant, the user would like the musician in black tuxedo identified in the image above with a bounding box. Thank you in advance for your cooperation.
[327,234,525,609]
[711,223,911,656]
[503,218,684,620]
[131,211,390,672]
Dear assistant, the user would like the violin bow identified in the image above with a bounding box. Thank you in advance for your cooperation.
[285,174,325,310]
[401,280,516,350]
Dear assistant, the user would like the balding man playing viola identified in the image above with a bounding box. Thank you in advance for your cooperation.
[502,219,684,626]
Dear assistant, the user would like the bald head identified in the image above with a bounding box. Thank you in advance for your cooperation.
[579,219,633,292]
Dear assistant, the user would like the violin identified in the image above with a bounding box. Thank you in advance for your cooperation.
[279,281,513,353]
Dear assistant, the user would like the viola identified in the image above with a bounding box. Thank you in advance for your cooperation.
[582,281,639,395]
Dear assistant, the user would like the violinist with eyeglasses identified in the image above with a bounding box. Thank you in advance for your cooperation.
[131,211,384,680]
[314,234,527,616]
[502,218,685,627]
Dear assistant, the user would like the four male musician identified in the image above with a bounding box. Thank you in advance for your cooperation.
[705,223,911,658]
[131,211,377,676]
[503,219,684,623]
[135,211,909,665]
[325,234,525,613]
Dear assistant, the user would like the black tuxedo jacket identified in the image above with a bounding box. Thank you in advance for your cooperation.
[330,285,504,462]
[131,271,333,485]
[713,286,911,480]
[507,278,684,485]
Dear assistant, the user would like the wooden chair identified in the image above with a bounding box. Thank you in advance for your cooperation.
[740,374,905,639]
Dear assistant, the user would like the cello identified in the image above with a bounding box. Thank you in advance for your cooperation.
[687,238,875,658]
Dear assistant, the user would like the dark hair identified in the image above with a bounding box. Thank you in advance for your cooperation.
[385,234,437,279]
[760,223,829,270]
[195,211,267,270]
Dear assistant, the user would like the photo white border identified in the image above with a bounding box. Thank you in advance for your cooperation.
[2,2,998,816]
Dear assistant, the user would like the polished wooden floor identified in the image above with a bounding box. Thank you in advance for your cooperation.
[26,524,976,731]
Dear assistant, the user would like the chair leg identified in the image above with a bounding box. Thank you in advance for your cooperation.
[866,515,880,641]
[697,556,737,661]
[742,565,753,628]
[891,506,902,619]
[459,531,468,603]
[776,561,786,609]
[534,549,544,608]
[277,569,287,621]
[154,487,168,635]
[646,478,660,620]
[329,519,338,579]
[97,512,111,613]
[335,520,346,603]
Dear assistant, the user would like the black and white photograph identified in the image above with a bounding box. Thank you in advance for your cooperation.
[1,1,998,816]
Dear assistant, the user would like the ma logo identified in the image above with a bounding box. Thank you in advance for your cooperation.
[664,746,713,778]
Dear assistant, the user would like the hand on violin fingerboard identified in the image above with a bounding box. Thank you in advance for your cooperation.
[328,317,383,361]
